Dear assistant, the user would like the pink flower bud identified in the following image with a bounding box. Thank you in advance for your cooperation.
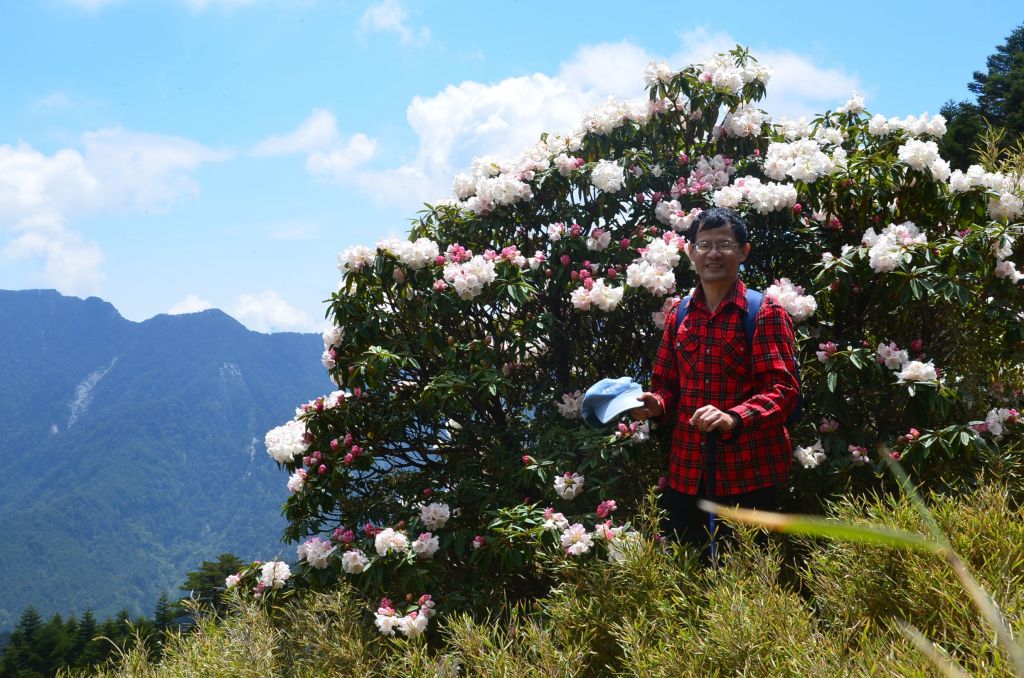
[570,223,582,237]
[620,238,631,249]
[472,535,485,549]
[570,271,579,281]
[343,453,353,465]
[545,268,553,277]
[792,203,802,214]
[657,476,668,491]
[560,254,571,266]
[422,488,433,498]
[329,439,340,451]
[317,464,328,475]
[910,339,923,353]
[351,445,363,456]
[635,193,645,203]
[606,269,617,279]
[521,455,532,465]
[678,153,689,164]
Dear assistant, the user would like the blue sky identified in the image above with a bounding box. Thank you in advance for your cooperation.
[1,0,1020,332]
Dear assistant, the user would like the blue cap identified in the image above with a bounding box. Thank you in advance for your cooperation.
[581,377,644,426]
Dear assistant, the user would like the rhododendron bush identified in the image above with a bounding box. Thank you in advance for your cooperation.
[242,48,1023,629]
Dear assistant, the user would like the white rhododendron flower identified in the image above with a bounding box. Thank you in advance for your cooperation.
[452,173,475,199]
[896,360,938,383]
[813,126,844,148]
[225,574,241,588]
[988,192,1024,221]
[555,390,584,418]
[777,116,811,140]
[420,502,451,530]
[587,279,624,312]
[374,528,409,556]
[655,200,702,232]
[794,440,827,469]
[341,549,370,574]
[995,259,1024,283]
[765,278,817,322]
[265,420,307,463]
[722,103,767,138]
[763,139,842,184]
[443,255,497,300]
[836,91,865,114]
[375,611,401,636]
[643,60,675,86]
[322,324,344,350]
[297,537,336,569]
[412,532,440,559]
[560,523,594,556]
[570,286,592,311]
[591,160,626,193]
[876,342,909,370]
[399,612,429,638]
[337,245,374,274]
[626,233,685,296]
[259,561,291,589]
[287,468,307,493]
[861,221,928,273]
[985,408,1018,438]
[543,508,570,531]
[587,228,611,251]
[554,472,585,500]
[713,177,798,214]
[897,139,950,181]
[377,237,440,270]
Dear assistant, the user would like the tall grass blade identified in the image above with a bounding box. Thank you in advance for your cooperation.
[895,620,971,678]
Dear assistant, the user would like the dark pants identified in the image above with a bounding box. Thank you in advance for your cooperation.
[659,483,778,552]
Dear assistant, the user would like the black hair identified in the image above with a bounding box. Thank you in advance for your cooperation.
[686,207,749,245]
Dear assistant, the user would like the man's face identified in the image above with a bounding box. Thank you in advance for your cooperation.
[686,225,751,285]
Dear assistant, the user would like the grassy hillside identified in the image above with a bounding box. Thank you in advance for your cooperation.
[77,476,1024,677]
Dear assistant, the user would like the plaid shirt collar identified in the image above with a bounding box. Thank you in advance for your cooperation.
[690,277,748,316]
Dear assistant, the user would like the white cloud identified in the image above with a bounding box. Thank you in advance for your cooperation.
[252,109,376,182]
[341,33,862,210]
[32,92,74,110]
[252,108,339,156]
[230,290,313,333]
[359,0,429,45]
[167,294,215,314]
[0,129,227,294]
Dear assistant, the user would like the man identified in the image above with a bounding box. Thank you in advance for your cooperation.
[632,207,798,548]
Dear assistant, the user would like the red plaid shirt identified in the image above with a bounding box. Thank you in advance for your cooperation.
[651,279,798,496]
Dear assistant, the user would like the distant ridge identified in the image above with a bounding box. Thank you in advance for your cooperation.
[0,289,334,630]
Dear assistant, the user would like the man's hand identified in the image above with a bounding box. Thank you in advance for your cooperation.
[689,405,741,432]
[630,392,664,420]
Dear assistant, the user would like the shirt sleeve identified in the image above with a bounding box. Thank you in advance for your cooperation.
[727,298,799,430]
[651,300,681,420]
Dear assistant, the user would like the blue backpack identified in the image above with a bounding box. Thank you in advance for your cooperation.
[672,289,802,428]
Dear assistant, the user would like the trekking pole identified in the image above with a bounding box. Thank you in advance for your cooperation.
[705,429,720,565]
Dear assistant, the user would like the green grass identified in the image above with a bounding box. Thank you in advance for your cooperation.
[74,479,1024,677]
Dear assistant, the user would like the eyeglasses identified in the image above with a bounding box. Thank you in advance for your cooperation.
[693,240,739,254]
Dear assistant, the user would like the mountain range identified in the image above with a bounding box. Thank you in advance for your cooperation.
[0,289,334,630]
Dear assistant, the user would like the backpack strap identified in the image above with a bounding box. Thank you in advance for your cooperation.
[672,294,692,338]
[742,289,762,347]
